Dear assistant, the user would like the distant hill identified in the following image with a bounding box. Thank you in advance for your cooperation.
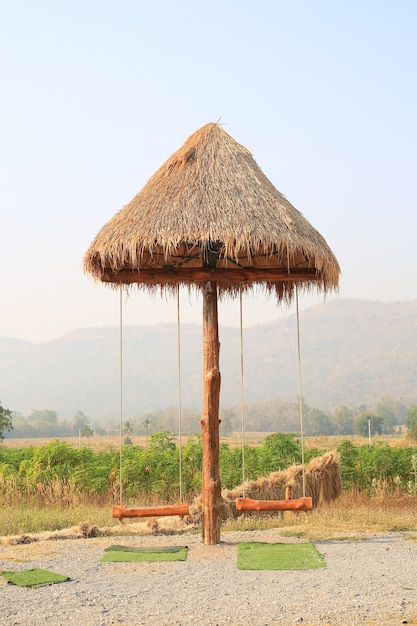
[1,298,417,420]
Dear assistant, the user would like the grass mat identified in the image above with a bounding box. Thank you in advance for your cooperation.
[237,542,326,570]
[1,568,70,588]
[101,544,188,562]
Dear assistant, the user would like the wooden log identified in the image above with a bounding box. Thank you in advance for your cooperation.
[101,266,321,286]
[236,497,313,512]
[112,503,189,519]
[200,280,222,545]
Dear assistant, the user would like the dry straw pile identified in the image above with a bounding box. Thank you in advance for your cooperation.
[189,451,341,522]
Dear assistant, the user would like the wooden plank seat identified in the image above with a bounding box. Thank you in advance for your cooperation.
[236,497,313,513]
[112,503,189,520]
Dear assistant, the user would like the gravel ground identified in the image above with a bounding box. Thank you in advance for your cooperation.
[1,528,416,626]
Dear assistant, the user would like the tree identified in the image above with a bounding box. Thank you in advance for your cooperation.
[81,424,94,442]
[405,406,417,442]
[333,405,355,435]
[142,418,152,445]
[150,431,176,451]
[27,409,58,436]
[123,421,134,436]
[354,412,383,437]
[219,408,235,437]
[306,407,336,436]
[376,397,407,434]
[0,402,13,441]
[72,410,90,435]
[123,421,134,445]
[259,433,301,471]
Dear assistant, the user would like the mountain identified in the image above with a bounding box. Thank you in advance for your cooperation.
[1,298,417,420]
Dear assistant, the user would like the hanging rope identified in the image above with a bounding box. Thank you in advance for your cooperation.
[295,285,307,498]
[176,286,184,502]
[239,287,246,497]
[119,284,124,506]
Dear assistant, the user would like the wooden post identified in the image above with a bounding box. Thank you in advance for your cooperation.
[200,280,222,545]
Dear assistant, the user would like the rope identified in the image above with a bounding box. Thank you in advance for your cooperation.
[295,285,307,498]
[237,286,307,502]
[119,285,123,506]
[176,286,184,502]
[239,288,246,497]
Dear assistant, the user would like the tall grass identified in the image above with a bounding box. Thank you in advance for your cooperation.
[1,435,417,538]
[2,490,416,539]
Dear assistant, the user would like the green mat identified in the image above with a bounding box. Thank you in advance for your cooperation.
[237,542,326,571]
[1,568,70,588]
[101,544,188,562]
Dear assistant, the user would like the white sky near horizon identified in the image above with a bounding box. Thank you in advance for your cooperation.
[1,1,416,344]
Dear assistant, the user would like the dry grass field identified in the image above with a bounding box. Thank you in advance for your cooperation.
[2,432,411,451]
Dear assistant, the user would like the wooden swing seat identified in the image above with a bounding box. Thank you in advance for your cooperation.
[236,496,313,513]
[112,503,189,520]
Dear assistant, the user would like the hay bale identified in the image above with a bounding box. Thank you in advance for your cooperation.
[190,451,341,523]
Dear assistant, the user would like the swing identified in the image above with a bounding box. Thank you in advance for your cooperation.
[112,286,189,521]
[235,286,313,514]
[236,497,312,512]
[112,503,189,519]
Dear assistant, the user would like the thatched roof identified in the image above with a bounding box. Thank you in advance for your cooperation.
[84,123,340,299]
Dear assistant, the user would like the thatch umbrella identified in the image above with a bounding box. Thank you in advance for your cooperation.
[84,123,340,545]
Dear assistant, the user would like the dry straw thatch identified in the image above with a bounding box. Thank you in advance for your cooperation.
[84,123,340,300]
[188,451,341,523]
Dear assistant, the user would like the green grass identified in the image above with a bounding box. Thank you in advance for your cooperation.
[101,545,188,562]
[237,542,326,570]
[1,568,70,587]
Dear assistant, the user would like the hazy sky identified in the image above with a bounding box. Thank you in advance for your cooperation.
[1,1,416,343]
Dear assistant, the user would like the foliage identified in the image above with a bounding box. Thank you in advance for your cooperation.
[0,431,308,507]
[405,406,417,441]
[375,397,407,434]
[5,395,417,440]
[337,439,417,493]
[257,433,301,474]
[333,405,355,435]
[1,434,417,518]
[354,412,384,437]
[0,402,13,441]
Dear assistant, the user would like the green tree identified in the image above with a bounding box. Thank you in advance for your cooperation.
[150,431,176,451]
[27,409,58,436]
[354,412,383,437]
[376,397,407,434]
[0,402,13,441]
[123,421,134,445]
[81,424,94,442]
[219,408,235,437]
[258,432,301,474]
[337,439,360,487]
[123,421,134,436]
[142,418,152,445]
[405,406,417,442]
[333,405,355,435]
[73,410,90,435]
[306,407,336,436]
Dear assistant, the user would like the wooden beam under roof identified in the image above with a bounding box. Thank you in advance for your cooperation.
[100,266,322,286]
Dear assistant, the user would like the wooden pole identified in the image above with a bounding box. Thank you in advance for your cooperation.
[201,280,222,545]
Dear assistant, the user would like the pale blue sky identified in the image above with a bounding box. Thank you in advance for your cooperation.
[1,1,416,342]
